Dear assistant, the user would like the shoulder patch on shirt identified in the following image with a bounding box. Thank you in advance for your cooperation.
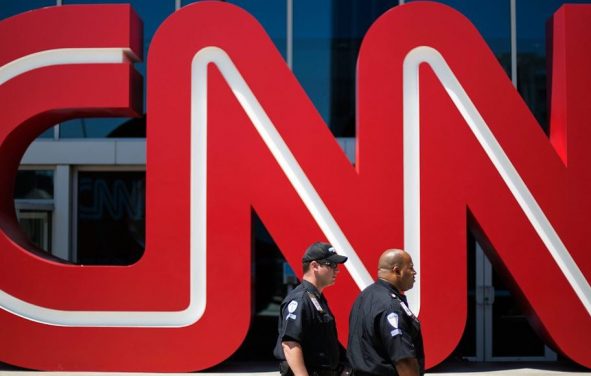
[387,312,399,328]
[288,300,298,313]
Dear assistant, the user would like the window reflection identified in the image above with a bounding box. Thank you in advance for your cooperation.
[15,170,54,199]
[294,0,397,137]
[77,171,145,265]
[517,0,590,132]
[38,127,55,139]
[0,0,56,20]
[14,170,54,254]
[59,117,146,138]
[18,211,52,252]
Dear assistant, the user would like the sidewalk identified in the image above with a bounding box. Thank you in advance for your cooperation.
[0,372,588,375]
[0,368,588,375]
[0,361,589,375]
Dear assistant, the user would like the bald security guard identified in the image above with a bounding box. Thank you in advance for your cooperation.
[347,249,424,376]
[274,242,348,376]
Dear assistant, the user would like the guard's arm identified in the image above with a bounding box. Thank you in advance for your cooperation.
[394,357,420,376]
[282,341,309,376]
[379,309,421,376]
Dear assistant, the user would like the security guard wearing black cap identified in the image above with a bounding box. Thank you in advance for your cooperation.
[274,242,348,376]
[347,249,424,376]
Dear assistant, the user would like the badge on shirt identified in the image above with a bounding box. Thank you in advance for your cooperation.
[387,312,399,328]
[400,301,414,317]
[286,300,298,320]
[307,292,324,313]
[387,312,401,336]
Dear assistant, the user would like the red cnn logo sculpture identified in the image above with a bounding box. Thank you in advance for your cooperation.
[0,1,589,371]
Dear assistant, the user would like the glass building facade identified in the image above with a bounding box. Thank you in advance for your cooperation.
[4,0,589,368]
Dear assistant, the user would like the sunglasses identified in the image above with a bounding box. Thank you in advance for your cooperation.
[317,261,338,269]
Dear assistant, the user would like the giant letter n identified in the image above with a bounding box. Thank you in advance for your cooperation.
[356,1,591,368]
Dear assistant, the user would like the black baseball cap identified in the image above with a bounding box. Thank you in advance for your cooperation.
[302,242,348,264]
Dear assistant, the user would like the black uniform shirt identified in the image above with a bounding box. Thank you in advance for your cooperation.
[347,279,425,375]
[273,280,340,369]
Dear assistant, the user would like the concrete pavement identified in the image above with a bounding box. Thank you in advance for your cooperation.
[0,372,588,375]
[0,368,588,375]
[0,360,589,375]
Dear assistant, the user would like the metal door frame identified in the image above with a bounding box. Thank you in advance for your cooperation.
[473,242,557,362]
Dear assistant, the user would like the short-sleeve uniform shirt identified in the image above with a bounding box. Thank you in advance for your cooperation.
[273,280,340,369]
[347,279,425,375]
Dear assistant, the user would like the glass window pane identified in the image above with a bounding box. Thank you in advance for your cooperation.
[294,0,397,137]
[293,1,333,134]
[453,232,478,358]
[491,267,546,356]
[38,127,55,139]
[0,0,56,20]
[517,0,590,131]
[14,170,54,199]
[14,170,54,254]
[59,116,145,138]
[77,171,145,265]
[17,211,52,252]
